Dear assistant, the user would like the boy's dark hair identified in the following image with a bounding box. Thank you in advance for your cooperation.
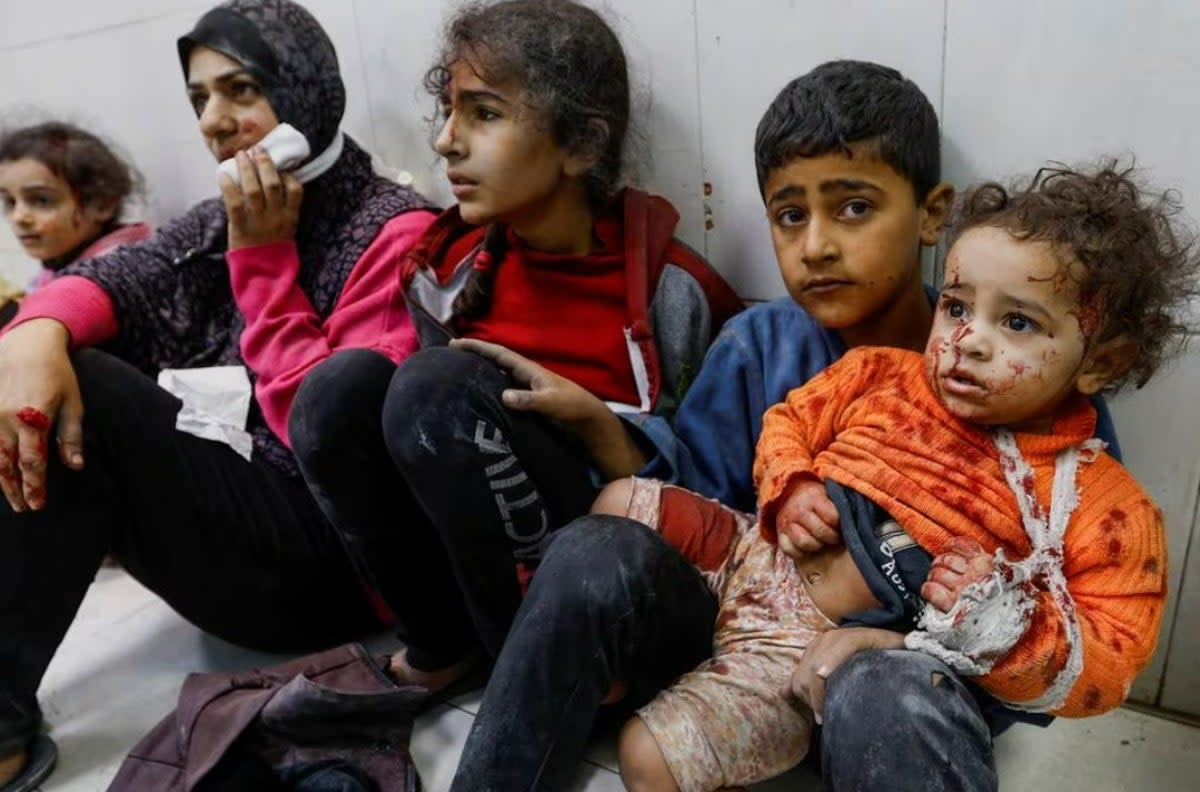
[754,60,941,201]
[424,0,630,321]
[950,162,1200,391]
[0,121,139,217]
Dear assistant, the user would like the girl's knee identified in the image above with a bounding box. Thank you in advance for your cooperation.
[591,477,637,517]
[618,717,680,792]
[388,346,502,410]
[290,349,393,463]
[382,347,506,457]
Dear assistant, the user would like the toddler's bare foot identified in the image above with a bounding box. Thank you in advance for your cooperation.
[0,749,26,785]
[387,649,475,694]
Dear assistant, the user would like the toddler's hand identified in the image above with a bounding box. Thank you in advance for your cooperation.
[921,537,995,612]
[774,479,840,558]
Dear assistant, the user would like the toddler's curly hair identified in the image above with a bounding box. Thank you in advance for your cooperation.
[949,161,1200,391]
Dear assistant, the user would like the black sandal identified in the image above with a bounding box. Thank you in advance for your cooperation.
[0,734,57,792]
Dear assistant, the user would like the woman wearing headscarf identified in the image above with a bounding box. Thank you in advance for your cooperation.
[0,2,435,788]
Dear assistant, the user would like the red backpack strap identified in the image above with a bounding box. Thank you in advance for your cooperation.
[399,205,476,291]
[623,189,661,410]
[623,189,652,334]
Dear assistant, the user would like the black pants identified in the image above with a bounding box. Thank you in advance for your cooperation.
[819,649,998,791]
[0,350,382,744]
[452,515,999,792]
[289,347,599,671]
[451,516,719,791]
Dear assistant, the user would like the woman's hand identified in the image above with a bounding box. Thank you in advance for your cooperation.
[219,147,303,251]
[0,319,84,511]
[451,338,648,479]
[790,626,905,724]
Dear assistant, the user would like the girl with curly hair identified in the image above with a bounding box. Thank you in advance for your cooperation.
[287,0,740,705]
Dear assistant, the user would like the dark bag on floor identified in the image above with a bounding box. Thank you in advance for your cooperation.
[106,643,426,792]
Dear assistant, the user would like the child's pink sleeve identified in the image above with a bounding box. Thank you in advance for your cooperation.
[3,275,118,347]
[228,210,436,447]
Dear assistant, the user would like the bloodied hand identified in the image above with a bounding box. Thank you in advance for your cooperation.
[0,318,85,511]
[774,478,841,558]
[921,537,996,612]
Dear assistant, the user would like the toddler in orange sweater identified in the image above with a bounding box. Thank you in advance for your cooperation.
[756,162,1198,719]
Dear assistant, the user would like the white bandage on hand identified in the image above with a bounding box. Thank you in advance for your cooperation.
[905,551,1037,675]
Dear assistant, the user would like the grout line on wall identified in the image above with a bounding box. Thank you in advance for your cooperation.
[930,0,950,287]
[1122,700,1200,729]
[0,4,210,55]
[690,0,708,257]
[1126,330,1200,705]
[1151,458,1200,706]
[348,0,382,152]
[939,0,949,123]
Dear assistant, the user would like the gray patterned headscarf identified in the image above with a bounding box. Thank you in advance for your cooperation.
[67,0,435,475]
[177,0,345,154]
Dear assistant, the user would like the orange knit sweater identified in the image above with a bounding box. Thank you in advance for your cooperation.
[754,347,1166,717]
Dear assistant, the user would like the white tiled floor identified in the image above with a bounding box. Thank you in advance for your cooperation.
[31,569,1200,791]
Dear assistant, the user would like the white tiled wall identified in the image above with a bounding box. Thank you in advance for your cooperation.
[2,0,1199,713]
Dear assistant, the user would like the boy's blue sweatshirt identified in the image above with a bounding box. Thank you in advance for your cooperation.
[627,294,1122,512]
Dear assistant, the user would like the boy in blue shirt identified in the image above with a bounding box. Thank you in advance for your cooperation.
[450,60,1120,792]
[631,64,1118,510]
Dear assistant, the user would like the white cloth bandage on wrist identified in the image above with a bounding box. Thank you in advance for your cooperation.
[905,551,1036,675]
[905,433,1105,712]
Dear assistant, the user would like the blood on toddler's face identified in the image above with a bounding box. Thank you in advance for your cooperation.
[924,225,1108,432]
